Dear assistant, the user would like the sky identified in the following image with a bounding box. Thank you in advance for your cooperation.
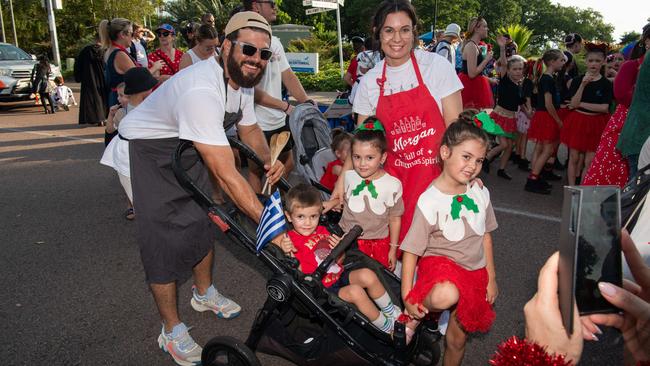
[553,0,649,41]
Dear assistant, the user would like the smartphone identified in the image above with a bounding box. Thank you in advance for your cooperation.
[558,186,622,335]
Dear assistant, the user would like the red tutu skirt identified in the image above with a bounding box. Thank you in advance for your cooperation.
[490,110,517,135]
[459,73,494,109]
[557,107,571,121]
[561,111,610,152]
[582,104,630,187]
[528,111,560,143]
[357,237,390,268]
[405,256,494,333]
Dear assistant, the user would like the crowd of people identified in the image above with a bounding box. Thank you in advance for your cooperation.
[50,0,650,364]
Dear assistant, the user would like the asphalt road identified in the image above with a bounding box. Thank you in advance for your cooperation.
[0,102,622,365]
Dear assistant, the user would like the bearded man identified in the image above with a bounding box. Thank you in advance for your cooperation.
[118,12,285,366]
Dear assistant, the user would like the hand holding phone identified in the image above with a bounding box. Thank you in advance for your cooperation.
[558,186,622,335]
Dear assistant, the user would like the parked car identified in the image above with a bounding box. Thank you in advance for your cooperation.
[0,42,61,108]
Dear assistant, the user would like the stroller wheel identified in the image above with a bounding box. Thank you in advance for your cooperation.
[202,336,261,366]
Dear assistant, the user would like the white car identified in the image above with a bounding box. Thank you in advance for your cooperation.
[0,43,61,108]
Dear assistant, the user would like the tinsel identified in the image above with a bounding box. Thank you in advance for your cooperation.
[489,336,572,366]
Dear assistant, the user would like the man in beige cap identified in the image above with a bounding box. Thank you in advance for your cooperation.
[435,23,461,65]
[243,0,313,192]
[119,11,286,366]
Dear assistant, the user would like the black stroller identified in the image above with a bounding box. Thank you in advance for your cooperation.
[172,138,442,366]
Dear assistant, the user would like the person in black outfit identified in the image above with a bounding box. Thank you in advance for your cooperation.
[74,35,108,125]
[30,54,55,114]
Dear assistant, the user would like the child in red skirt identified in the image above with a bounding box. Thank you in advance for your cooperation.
[334,117,404,271]
[525,49,566,194]
[459,17,494,109]
[319,129,352,191]
[485,54,528,180]
[280,184,402,334]
[562,42,613,185]
[400,116,498,365]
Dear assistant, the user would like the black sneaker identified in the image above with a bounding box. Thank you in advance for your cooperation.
[575,176,582,185]
[518,159,530,171]
[510,153,521,164]
[525,179,552,194]
[497,169,512,180]
[541,169,562,181]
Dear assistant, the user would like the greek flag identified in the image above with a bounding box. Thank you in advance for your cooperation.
[256,189,287,252]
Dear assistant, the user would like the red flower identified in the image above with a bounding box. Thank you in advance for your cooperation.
[456,195,463,203]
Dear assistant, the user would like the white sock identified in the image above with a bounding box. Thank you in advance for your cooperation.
[371,313,393,334]
[374,292,401,320]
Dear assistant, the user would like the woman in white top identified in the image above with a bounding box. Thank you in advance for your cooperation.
[179,25,220,70]
[331,0,463,246]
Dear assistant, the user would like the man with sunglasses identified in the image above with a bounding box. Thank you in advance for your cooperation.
[242,0,314,193]
[118,12,285,366]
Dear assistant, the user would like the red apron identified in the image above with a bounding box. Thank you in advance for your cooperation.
[375,52,446,241]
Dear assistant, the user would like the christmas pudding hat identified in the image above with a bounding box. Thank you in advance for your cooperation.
[473,111,515,139]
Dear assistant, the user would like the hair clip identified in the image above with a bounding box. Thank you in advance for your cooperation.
[355,118,385,133]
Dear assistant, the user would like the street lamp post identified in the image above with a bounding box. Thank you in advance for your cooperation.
[9,0,18,46]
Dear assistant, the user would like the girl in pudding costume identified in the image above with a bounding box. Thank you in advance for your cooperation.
[336,118,404,270]
[401,115,498,365]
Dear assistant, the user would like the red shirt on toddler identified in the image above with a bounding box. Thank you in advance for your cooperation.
[288,226,343,288]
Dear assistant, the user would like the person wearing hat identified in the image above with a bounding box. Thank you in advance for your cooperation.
[118,12,286,366]
[435,23,461,65]
[100,67,158,220]
[147,23,184,84]
[344,36,366,87]
[243,0,314,193]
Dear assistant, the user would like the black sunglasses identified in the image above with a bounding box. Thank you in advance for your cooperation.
[232,41,272,61]
[157,31,172,37]
[256,0,276,8]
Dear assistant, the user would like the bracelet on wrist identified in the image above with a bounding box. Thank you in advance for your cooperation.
[389,243,399,247]
[283,102,291,113]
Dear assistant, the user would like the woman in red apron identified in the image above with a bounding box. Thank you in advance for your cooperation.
[329,1,463,241]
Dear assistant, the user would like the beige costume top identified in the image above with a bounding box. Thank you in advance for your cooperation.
[400,183,498,270]
[339,170,404,239]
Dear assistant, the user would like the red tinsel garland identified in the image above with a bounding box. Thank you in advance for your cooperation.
[489,336,573,366]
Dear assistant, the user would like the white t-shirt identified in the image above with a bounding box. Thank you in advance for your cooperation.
[100,104,134,177]
[132,39,148,67]
[119,57,256,146]
[353,49,463,117]
[254,36,291,131]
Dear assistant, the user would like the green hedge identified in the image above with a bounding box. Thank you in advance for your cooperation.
[296,62,348,92]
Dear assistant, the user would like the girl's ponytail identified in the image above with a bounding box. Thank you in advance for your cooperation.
[98,19,111,50]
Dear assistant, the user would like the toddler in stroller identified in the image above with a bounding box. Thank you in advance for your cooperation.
[172,138,442,366]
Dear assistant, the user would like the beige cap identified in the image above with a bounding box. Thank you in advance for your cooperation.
[224,11,272,37]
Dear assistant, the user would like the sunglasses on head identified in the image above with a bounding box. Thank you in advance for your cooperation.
[232,41,272,61]
[157,31,172,37]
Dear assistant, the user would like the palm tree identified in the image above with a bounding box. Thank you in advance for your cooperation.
[494,24,534,57]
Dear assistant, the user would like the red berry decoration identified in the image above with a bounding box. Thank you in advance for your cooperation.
[456,195,463,203]
[364,123,373,129]
[365,179,371,185]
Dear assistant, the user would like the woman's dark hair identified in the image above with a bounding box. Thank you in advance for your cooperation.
[285,183,322,213]
[196,24,218,42]
[441,109,490,149]
[330,128,352,152]
[371,0,419,49]
[353,116,387,153]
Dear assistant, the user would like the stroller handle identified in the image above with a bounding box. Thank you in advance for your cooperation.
[228,137,291,193]
[313,225,363,281]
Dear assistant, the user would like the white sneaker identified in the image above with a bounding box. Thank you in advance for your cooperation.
[191,285,241,319]
[157,323,202,366]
